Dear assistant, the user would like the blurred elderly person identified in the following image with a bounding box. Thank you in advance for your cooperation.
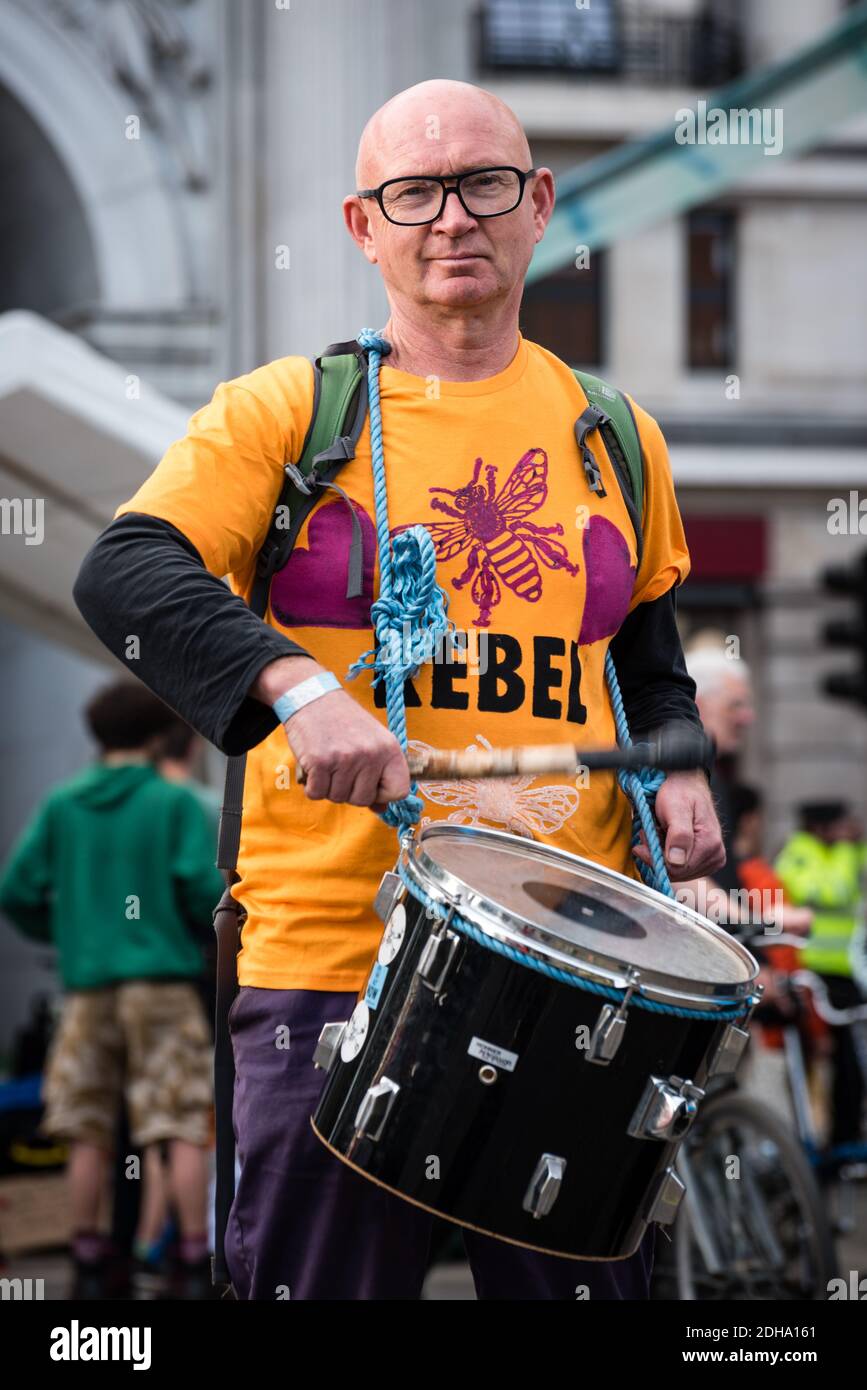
[684,639,755,897]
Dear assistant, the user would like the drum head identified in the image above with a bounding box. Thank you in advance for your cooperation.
[410,824,756,1001]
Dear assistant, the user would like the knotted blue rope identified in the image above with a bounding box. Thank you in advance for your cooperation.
[605,649,673,899]
[346,329,454,830]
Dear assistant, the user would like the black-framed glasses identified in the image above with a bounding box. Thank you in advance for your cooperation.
[356,166,538,226]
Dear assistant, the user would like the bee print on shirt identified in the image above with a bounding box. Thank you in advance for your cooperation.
[410,734,581,840]
[422,449,580,628]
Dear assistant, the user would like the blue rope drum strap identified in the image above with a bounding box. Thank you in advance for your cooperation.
[398,862,755,1020]
[605,649,674,899]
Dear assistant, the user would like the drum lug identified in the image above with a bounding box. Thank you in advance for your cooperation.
[586,1004,627,1065]
[373,871,404,923]
[353,1076,400,1141]
[522,1153,567,1220]
[643,1165,686,1226]
[706,1022,751,1079]
[628,1075,705,1142]
[586,968,640,1065]
[312,1021,347,1072]
[416,921,460,993]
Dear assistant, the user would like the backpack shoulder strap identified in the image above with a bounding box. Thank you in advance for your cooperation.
[250,346,368,612]
[217,342,369,878]
[571,368,645,570]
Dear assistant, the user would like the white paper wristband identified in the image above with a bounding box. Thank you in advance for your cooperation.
[272,672,341,723]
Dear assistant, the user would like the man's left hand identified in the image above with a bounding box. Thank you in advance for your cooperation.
[632,769,725,880]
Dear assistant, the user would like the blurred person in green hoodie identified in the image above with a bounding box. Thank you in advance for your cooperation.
[775,801,867,1150]
[0,679,225,1299]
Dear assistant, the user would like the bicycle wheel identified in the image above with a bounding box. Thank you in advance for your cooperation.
[674,1093,838,1300]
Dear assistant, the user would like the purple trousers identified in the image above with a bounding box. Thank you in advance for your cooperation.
[225,987,656,1300]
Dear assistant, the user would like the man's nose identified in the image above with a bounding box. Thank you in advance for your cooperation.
[432,185,478,234]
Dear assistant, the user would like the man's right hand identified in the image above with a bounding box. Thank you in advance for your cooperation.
[250,656,411,809]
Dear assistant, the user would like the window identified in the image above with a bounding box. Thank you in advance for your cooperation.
[686,209,736,371]
[520,253,605,368]
[480,0,620,74]
[477,1,742,84]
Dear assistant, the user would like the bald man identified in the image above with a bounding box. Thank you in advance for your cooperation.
[75,80,724,1300]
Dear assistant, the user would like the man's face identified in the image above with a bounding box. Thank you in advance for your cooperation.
[698,673,755,757]
[345,92,554,316]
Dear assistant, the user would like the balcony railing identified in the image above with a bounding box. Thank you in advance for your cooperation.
[477,1,744,87]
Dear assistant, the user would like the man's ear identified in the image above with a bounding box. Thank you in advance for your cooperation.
[531,168,556,244]
[343,196,379,265]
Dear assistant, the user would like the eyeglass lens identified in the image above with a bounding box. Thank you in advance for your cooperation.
[382,169,522,223]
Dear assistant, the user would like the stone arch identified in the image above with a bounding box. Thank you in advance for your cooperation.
[0,1,188,313]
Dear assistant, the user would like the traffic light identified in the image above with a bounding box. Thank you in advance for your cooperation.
[821,550,867,709]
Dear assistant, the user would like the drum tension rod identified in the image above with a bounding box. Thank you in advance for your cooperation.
[586,968,641,1066]
[427,900,457,933]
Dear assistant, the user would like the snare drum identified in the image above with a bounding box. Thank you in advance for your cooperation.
[311,823,758,1260]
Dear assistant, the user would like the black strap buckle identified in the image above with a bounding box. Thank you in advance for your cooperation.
[582,448,606,496]
[574,404,609,447]
[283,461,318,495]
[574,406,609,498]
[312,435,357,471]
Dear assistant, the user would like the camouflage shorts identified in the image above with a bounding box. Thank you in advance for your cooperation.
[41,981,213,1149]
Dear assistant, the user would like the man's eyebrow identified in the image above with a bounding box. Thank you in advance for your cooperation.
[381,164,512,180]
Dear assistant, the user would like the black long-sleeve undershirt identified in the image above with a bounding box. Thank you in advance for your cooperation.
[608,588,702,739]
[74,511,704,761]
[74,513,311,756]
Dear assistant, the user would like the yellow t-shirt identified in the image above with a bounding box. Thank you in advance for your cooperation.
[116,335,689,990]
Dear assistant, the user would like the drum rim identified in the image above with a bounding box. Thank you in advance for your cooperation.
[402,823,758,1003]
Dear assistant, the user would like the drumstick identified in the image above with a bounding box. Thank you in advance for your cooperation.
[294,728,711,784]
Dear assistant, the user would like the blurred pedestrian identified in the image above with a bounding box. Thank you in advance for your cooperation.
[775,801,866,1150]
[659,639,757,924]
[0,679,224,1298]
[156,719,222,841]
[731,783,819,1047]
[685,639,755,896]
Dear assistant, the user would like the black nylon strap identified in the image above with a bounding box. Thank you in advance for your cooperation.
[597,421,644,573]
[211,885,243,1287]
[211,459,279,1287]
[216,751,248,873]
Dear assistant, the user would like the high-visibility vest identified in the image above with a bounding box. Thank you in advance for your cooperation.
[774,833,865,977]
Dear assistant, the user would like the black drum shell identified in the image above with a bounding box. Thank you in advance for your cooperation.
[313,882,730,1260]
